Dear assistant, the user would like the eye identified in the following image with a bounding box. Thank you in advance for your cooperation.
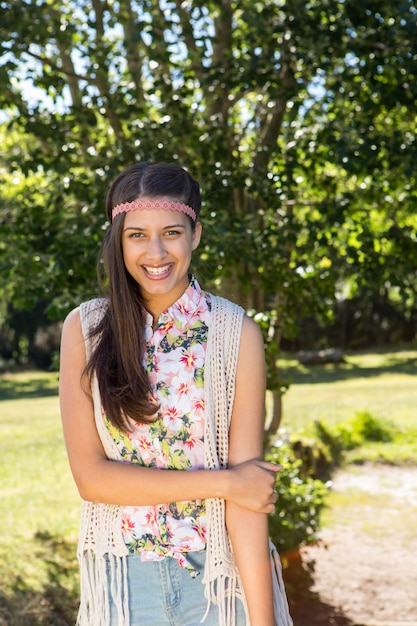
[165,229,181,236]
[128,231,145,238]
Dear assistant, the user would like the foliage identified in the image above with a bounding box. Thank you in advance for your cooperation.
[1,0,417,433]
[267,443,329,552]
[316,409,394,454]
[267,409,396,551]
[289,410,395,479]
[335,410,394,448]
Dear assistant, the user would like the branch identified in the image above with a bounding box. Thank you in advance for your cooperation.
[56,44,83,108]
[252,61,297,175]
[153,0,175,82]
[118,0,144,102]
[18,44,94,87]
[91,0,107,37]
[19,42,125,143]
[171,0,204,79]
[206,1,233,121]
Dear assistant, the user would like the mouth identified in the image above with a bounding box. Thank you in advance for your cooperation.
[143,264,172,277]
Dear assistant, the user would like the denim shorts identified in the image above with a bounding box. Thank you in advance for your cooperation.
[107,550,247,625]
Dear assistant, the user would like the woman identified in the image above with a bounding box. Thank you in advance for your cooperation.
[59,162,292,626]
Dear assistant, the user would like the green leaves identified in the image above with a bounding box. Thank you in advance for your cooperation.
[0,0,416,380]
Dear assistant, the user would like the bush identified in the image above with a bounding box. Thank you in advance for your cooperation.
[293,412,395,473]
[266,411,394,552]
[316,410,394,452]
[266,443,329,553]
[348,410,393,443]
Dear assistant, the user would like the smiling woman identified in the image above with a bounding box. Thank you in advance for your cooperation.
[121,206,202,321]
[59,161,292,626]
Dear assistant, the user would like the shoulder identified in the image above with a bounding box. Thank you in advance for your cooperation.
[60,308,84,362]
[79,297,108,335]
[79,297,108,318]
[241,315,263,344]
[62,298,108,340]
[62,306,81,335]
[237,316,265,380]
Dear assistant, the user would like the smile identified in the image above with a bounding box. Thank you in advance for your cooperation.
[143,264,172,276]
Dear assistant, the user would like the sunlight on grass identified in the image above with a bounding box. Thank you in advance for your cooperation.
[0,373,81,622]
[0,395,80,536]
[279,347,417,456]
[346,435,417,464]
[0,369,59,400]
[281,374,417,430]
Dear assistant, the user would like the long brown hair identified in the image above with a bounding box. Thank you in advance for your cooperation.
[86,162,202,431]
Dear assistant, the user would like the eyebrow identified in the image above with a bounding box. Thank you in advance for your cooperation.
[123,223,186,232]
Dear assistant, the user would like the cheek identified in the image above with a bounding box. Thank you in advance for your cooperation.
[122,242,136,268]
[179,241,194,262]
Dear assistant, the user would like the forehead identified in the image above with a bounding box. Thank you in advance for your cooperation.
[123,209,190,229]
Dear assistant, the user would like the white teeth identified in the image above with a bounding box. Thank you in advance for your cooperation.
[144,265,170,275]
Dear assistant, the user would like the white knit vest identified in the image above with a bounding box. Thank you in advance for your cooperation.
[77,295,292,626]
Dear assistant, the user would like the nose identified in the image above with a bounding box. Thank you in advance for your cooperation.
[145,235,167,260]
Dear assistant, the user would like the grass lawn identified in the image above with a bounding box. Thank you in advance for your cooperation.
[0,345,416,624]
[278,345,417,464]
[0,371,80,625]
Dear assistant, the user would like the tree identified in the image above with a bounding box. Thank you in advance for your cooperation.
[1,0,416,436]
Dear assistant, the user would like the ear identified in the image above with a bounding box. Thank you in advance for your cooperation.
[191,221,202,251]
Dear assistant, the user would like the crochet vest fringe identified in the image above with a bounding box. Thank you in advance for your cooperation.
[78,296,293,626]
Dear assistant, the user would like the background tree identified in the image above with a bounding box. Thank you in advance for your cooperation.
[1,0,416,435]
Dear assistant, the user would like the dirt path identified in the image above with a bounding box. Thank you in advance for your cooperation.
[284,464,417,626]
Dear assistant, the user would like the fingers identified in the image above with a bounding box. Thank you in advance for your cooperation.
[266,488,279,514]
[226,458,282,512]
[258,464,281,513]
[256,460,282,475]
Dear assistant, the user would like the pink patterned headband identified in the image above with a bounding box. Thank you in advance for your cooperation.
[112,199,196,222]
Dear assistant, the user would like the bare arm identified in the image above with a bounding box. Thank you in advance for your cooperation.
[59,308,279,510]
[226,316,276,626]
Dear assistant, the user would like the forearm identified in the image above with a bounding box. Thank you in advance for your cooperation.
[226,502,275,626]
[72,455,279,510]
[75,458,227,505]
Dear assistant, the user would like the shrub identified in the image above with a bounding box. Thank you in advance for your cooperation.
[348,410,393,443]
[266,411,394,552]
[317,410,394,452]
[266,443,329,552]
